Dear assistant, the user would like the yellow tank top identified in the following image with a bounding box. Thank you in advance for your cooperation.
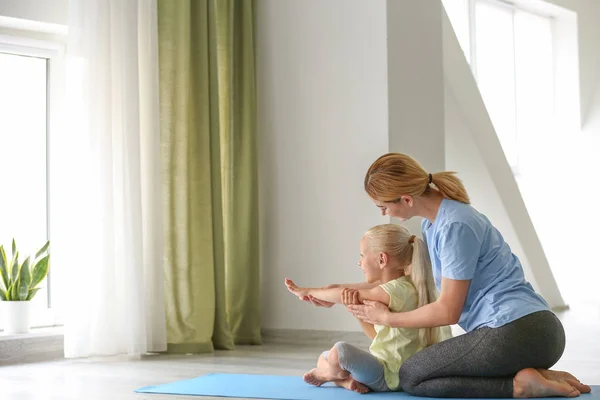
[368,277,428,390]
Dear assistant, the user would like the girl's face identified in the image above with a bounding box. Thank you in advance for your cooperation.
[358,237,383,283]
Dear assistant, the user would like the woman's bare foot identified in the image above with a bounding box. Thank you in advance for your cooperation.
[538,369,592,394]
[335,377,370,394]
[303,368,349,387]
[514,368,580,398]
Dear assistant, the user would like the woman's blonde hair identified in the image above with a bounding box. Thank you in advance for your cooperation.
[364,153,470,204]
[363,223,443,347]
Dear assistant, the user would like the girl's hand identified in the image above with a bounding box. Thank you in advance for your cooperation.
[347,300,390,325]
[341,288,360,305]
[285,278,310,298]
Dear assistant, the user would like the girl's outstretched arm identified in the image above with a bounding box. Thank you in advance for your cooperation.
[285,278,389,305]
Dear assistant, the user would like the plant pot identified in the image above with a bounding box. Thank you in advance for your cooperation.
[1,301,31,334]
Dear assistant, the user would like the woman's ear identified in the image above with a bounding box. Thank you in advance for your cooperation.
[401,195,415,207]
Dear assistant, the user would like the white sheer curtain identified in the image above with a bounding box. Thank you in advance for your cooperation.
[56,0,166,358]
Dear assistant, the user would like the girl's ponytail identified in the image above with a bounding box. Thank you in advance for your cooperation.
[410,237,444,346]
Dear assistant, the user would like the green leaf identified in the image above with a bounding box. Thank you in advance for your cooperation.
[6,283,13,301]
[0,289,7,301]
[30,255,50,289]
[18,257,31,300]
[10,252,19,284]
[11,238,16,259]
[35,241,50,260]
[26,287,41,301]
[0,246,9,291]
[20,257,31,287]
[10,277,19,300]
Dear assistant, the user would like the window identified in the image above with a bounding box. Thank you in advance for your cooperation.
[0,34,65,329]
[443,0,555,175]
[0,54,47,257]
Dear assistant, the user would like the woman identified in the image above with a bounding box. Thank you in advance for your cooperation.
[343,153,591,398]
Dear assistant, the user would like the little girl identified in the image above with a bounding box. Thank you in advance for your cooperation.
[285,223,451,393]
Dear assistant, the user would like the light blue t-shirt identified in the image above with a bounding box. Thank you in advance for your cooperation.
[422,198,550,332]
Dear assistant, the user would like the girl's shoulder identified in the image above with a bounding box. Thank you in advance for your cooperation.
[379,277,417,312]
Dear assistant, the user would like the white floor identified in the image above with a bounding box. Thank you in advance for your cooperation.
[0,303,598,400]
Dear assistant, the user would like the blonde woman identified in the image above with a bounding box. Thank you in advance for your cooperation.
[285,223,451,394]
[346,153,590,398]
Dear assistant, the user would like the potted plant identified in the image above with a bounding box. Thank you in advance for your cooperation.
[0,239,50,334]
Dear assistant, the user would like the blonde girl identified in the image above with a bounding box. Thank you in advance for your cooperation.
[285,223,450,393]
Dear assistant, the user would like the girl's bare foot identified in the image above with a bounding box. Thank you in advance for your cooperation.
[538,369,592,394]
[336,377,370,394]
[514,368,580,398]
[303,368,349,387]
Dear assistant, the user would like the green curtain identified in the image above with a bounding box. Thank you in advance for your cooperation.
[158,0,261,353]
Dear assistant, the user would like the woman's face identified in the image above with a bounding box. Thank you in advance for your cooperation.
[372,197,415,221]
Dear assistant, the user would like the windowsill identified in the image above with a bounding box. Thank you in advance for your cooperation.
[0,326,64,365]
[0,325,64,340]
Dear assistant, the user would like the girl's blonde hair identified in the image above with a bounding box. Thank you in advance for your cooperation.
[364,223,443,347]
[364,153,470,204]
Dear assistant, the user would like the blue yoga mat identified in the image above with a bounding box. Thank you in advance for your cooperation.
[136,373,599,400]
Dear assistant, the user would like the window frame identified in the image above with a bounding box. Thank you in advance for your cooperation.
[0,32,65,328]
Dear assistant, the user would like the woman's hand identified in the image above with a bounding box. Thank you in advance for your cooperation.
[304,295,335,308]
[347,300,390,325]
[341,288,360,305]
[284,278,311,298]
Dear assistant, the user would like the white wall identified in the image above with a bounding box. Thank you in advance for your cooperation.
[0,0,68,26]
[257,0,389,331]
[387,0,446,236]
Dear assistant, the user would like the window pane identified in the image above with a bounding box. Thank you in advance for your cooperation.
[475,1,519,168]
[514,9,554,170]
[0,53,48,292]
[442,0,471,63]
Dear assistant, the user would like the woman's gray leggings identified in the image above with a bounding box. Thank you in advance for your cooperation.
[399,311,566,398]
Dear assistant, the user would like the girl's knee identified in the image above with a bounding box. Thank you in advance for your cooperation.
[332,341,350,366]
[399,359,419,393]
[317,352,329,370]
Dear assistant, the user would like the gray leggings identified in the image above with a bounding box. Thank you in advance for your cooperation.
[400,311,565,398]
[323,342,392,392]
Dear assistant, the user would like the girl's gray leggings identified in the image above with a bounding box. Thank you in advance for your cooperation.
[323,342,392,392]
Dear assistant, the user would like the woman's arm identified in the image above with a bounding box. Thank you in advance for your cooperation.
[341,288,377,339]
[348,278,470,328]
